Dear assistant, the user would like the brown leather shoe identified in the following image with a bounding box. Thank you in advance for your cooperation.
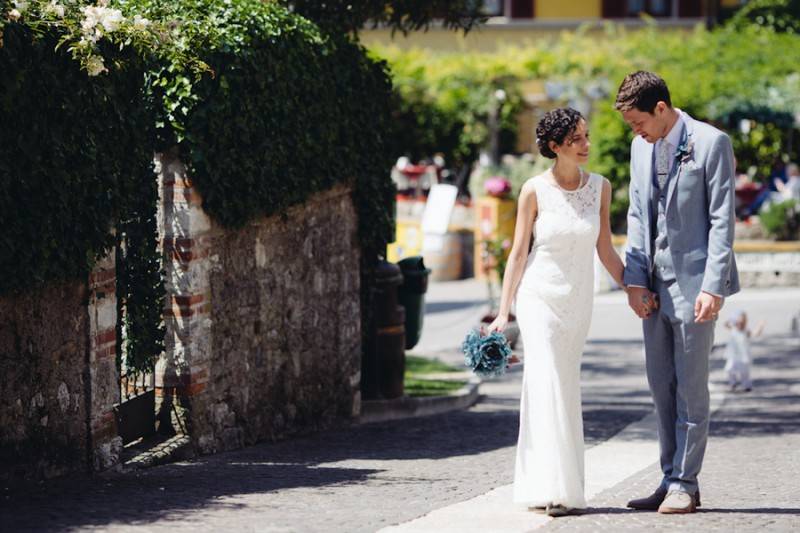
[658,490,697,514]
[628,487,701,510]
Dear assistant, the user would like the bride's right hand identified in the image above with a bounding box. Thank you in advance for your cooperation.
[486,314,509,333]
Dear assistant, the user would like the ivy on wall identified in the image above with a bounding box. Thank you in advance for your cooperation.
[123,0,397,359]
[1,0,397,372]
[116,168,164,376]
[0,22,153,295]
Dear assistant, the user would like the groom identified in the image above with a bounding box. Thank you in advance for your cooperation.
[616,71,739,514]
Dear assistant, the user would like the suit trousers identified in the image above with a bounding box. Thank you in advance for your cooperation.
[643,276,715,495]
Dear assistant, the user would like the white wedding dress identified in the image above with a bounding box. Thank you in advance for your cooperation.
[512,172,602,509]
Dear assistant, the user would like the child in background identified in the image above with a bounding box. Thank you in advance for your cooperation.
[723,310,765,392]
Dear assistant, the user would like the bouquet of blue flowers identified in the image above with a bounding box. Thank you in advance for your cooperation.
[461,328,512,378]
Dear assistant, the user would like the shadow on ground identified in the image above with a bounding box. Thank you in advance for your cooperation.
[11,336,793,531]
[424,300,485,314]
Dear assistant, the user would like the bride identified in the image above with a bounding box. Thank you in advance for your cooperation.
[488,107,630,516]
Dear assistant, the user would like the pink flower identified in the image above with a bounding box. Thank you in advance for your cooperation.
[484,176,512,197]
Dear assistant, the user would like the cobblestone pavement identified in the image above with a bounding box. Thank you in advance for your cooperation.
[0,338,652,533]
[542,334,800,532]
[6,281,795,533]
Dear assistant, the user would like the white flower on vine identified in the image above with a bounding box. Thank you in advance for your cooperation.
[99,8,124,32]
[12,1,28,13]
[84,30,101,44]
[132,14,151,31]
[45,1,66,18]
[86,55,107,76]
[81,5,125,39]
[81,7,100,32]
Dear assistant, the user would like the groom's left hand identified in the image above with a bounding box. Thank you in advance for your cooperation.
[695,291,723,323]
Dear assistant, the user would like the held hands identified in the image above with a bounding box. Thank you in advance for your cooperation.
[694,291,723,323]
[626,286,659,319]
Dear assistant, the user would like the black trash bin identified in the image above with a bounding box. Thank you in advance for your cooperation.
[362,260,406,400]
[397,256,431,350]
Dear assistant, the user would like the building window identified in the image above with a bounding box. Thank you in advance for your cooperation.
[604,0,680,17]
[481,0,534,18]
[482,0,504,16]
[627,0,672,17]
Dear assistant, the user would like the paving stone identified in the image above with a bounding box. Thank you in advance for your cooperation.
[0,337,651,533]
[541,335,800,533]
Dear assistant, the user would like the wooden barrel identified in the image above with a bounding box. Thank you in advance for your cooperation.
[423,232,463,282]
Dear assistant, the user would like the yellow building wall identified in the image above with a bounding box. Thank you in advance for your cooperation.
[535,0,602,19]
[360,27,552,53]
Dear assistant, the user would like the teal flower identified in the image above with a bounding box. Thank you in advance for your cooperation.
[461,328,511,377]
[676,139,694,163]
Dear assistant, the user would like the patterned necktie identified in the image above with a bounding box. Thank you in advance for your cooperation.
[656,140,670,190]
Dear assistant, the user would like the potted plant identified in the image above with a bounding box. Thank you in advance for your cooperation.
[483,175,512,199]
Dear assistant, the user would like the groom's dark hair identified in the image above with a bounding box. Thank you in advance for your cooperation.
[614,71,672,113]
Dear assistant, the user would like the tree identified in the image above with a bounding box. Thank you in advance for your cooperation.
[281,0,487,35]
[728,0,800,33]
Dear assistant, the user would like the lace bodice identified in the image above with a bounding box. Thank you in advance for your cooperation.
[518,172,603,300]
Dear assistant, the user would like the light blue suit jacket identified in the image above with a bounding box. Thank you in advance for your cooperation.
[623,111,740,301]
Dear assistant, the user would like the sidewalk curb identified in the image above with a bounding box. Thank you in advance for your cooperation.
[359,377,481,425]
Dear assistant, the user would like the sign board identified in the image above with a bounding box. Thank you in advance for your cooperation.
[420,184,458,236]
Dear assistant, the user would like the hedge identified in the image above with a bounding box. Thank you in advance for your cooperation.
[373,22,800,229]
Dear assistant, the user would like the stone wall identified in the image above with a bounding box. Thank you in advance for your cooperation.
[156,149,362,455]
[87,254,122,471]
[733,242,800,288]
[0,253,119,482]
[603,236,800,290]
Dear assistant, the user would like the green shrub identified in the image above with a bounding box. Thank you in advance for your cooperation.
[373,24,800,229]
[375,46,524,171]
[760,199,800,240]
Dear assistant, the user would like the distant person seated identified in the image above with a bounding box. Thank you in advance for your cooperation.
[734,171,763,220]
[775,163,800,202]
[747,159,787,216]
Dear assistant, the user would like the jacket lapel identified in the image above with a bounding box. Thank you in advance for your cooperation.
[666,113,692,209]
[641,141,654,261]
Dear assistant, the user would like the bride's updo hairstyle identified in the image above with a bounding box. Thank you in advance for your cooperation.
[536,108,584,159]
